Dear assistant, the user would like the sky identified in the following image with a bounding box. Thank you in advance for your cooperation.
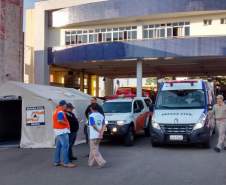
[24,0,35,9]
[23,0,35,29]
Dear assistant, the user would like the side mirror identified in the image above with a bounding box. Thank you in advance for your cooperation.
[208,105,213,111]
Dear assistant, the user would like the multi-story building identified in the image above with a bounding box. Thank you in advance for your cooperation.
[25,0,226,96]
[0,0,23,84]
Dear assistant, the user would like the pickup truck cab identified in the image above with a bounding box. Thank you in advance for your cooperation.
[103,97,152,146]
[151,80,215,148]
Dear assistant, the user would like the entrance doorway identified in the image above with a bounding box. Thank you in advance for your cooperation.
[0,96,22,146]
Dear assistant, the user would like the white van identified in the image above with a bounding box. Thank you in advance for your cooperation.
[151,80,215,147]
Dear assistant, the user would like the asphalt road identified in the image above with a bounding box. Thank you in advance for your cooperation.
[0,136,226,185]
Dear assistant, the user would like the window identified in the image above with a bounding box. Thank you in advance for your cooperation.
[149,30,154,38]
[77,35,82,44]
[143,21,190,39]
[89,34,97,43]
[119,32,123,40]
[82,35,88,43]
[131,31,137,39]
[89,34,94,43]
[103,102,132,113]
[137,100,144,110]
[173,27,179,37]
[102,33,106,42]
[155,90,205,109]
[70,31,76,44]
[173,27,184,37]
[113,32,118,41]
[65,31,71,45]
[64,26,137,45]
[143,30,148,39]
[106,32,112,42]
[159,28,165,38]
[133,101,139,111]
[133,100,144,113]
[167,28,172,37]
[204,19,212,26]
[123,31,128,40]
[185,27,190,36]
[207,90,214,106]
[98,33,102,42]
[220,18,226,24]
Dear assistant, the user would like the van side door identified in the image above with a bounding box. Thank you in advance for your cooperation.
[133,100,146,132]
[207,89,215,134]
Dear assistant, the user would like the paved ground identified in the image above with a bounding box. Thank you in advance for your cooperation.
[0,136,226,185]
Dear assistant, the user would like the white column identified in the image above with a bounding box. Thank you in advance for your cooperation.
[136,60,143,97]
[137,25,143,40]
[104,78,114,96]
[34,9,49,85]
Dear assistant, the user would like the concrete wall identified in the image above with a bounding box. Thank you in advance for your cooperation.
[24,9,35,83]
[191,13,226,36]
[0,0,23,84]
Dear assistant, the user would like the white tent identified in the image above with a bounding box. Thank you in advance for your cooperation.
[0,81,94,148]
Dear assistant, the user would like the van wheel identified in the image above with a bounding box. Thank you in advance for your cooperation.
[151,140,160,147]
[202,138,211,149]
[212,127,216,135]
[144,120,151,137]
[124,127,134,146]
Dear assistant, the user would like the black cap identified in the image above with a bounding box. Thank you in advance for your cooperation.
[67,103,74,109]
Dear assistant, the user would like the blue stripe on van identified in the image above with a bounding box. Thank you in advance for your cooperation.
[202,81,209,113]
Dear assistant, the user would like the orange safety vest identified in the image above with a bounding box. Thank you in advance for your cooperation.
[53,107,70,130]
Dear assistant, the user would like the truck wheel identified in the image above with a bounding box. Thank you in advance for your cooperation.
[124,127,134,146]
[144,120,151,137]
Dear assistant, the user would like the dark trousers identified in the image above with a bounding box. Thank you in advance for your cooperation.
[68,132,77,159]
[84,125,89,144]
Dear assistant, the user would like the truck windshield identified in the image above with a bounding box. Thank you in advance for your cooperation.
[155,90,205,109]
[103,102,132,113]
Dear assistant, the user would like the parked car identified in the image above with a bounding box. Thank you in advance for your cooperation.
[103,97,152,146]
[151,80,215,148]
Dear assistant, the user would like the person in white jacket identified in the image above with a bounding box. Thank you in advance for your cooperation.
[213,95,226,152]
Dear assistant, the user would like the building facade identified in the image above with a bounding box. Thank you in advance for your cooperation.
[0,0,23,84]
[25,0,226,96]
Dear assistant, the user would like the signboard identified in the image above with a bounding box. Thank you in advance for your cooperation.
[26,106,45,126]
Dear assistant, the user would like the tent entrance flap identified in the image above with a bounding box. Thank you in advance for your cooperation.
[0,97,22,144]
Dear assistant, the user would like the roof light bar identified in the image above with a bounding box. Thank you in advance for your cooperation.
[165,80,198,87]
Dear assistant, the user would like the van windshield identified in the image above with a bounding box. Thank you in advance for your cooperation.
[155,90,205,109]
[103,102,132,113]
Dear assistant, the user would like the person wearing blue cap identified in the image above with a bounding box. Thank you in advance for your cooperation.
[52,100,76,168]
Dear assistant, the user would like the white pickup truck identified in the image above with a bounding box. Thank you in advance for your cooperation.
[103,97,153,146]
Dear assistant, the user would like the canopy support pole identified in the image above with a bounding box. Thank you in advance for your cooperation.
[136,60,143,97]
